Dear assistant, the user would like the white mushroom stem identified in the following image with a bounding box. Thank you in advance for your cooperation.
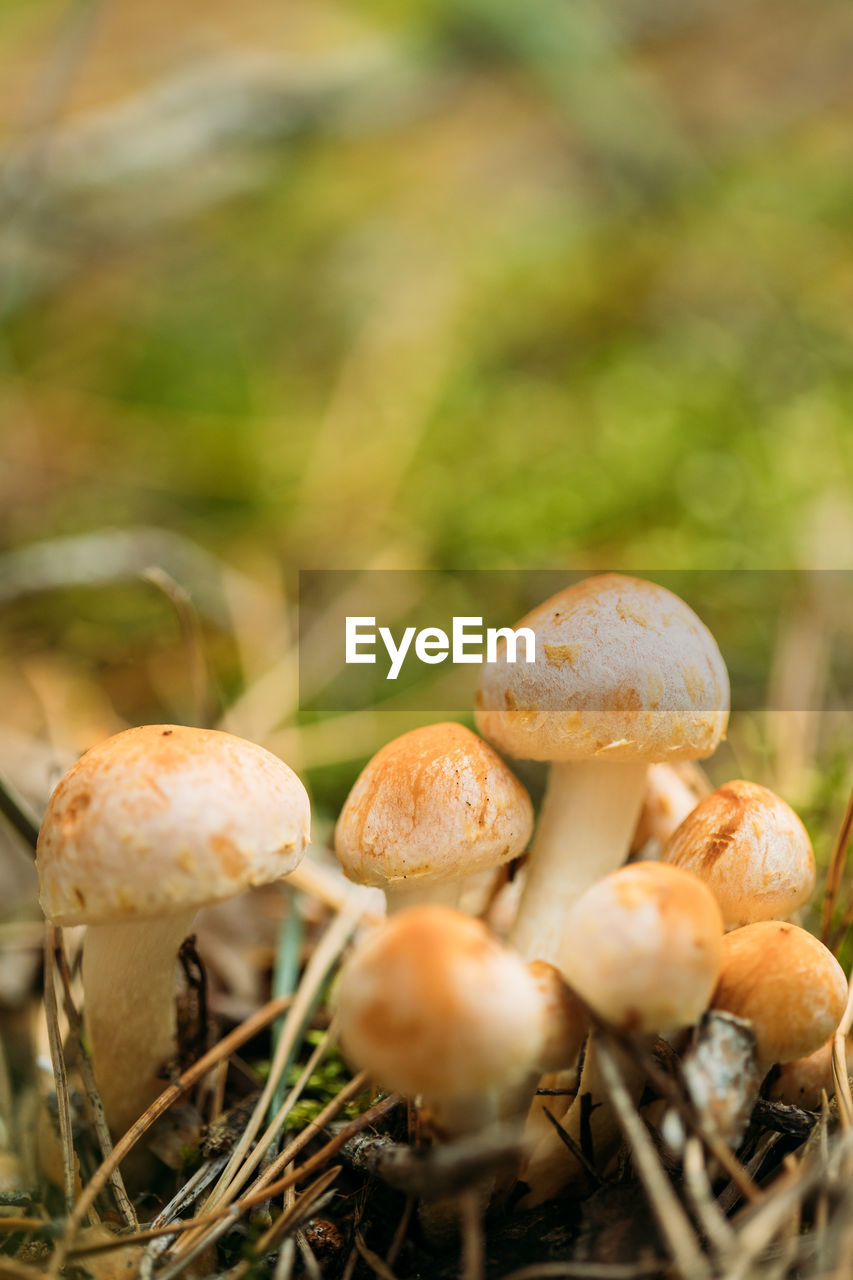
[512,761,648,962]
[82,912,196,1138]
[519,1036,648,1208]
[428,1092,500,1140]
[418,1092,501,1243]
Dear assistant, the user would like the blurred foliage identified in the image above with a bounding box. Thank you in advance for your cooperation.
[1,0,853,850]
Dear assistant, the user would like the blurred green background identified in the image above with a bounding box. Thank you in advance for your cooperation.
[1,0,853,897]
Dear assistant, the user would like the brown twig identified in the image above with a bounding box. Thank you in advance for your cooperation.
[0,770,40,850]
[42,925,77,1217]
[595,1031,711,1280]
[47,989,297,1277]
[613,1028,761,1204]
[143,566,217,728]
[497,1265,665,1280]
[460,1183,486,1280]
[833,970,853,1131]
[539,1106,601,1188]
[826,784,853,952]
[66,1091,400,1270]
[355,1229,400,1280]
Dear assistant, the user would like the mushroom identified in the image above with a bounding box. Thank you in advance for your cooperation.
[673,921,848,1146]
[520,862,724,1206]
[334,722,533,913]
[710,920,847,1076]
[37,724,310,1138]
[334,905,548,1139]
[476,574,729,961]
[526,960,588,1074]
[661,780,815,928]
[768,1036,853,1110]
[509,962,588,1159]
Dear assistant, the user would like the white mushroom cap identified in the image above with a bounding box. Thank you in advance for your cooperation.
[37,724,311,925]
[711,921,848,1069]
[662,780,815,927]
[557,862,724,1034]
[334,723,532,891]
[476,574,729,764]
[334,906,546,1105]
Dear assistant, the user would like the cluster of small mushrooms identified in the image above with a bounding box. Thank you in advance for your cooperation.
[34,573,849,1228]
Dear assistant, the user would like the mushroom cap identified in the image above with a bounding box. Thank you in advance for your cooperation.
[334,905,546,1102]
[475,574,729,763]
[557,862,724,1034]
[768,1037,853,1110]
[526,960,588,1071]
[768,1039,833,1110]
[334,722,533,890]
[662,780,815,927]
[711,921,848,1067]
[37,724,310,925]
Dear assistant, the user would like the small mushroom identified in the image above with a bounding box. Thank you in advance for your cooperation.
[476,574,729,961]
[677,921,849,1144]
[768,1036,853,1110]
[335,906,547,1138]
[37,724,310,1139]
[662,780,815,928]
[520,862,724,1206]
[710,920,847,1075]
[334,723,533,913]
[526,961,588,1074]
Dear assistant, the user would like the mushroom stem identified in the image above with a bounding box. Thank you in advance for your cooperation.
[512,761,647,962]
[419,1092,501,1244]
[519,1036,647,1207]
[82,912,196,1138]
[383,879,462,915]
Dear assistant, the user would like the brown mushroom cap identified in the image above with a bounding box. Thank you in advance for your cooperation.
[334,722,533,891]
[711,921,848,1068]
[334,906,546,1102]
[662,780,815,927]
[557,862,724,1034]
[475,574,729,764]
[37,724,310,925]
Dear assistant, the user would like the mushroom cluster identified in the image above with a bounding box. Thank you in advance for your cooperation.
[31,572,850,1244]
[330,573,850,1221]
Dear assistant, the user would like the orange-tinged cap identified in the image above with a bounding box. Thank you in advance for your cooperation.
[334,723,532,890]
[335,906,545,1102]
[663,780,815,927]
[475,574,729,764]
[37,724,310,925]
[557,862,724,1034]
[711,921,847,1067]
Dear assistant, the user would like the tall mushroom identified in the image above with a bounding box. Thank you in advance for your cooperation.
[37,724,310,1138]
[334,722,533,913]
[661,780,815,928]
[476,574,729,961]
